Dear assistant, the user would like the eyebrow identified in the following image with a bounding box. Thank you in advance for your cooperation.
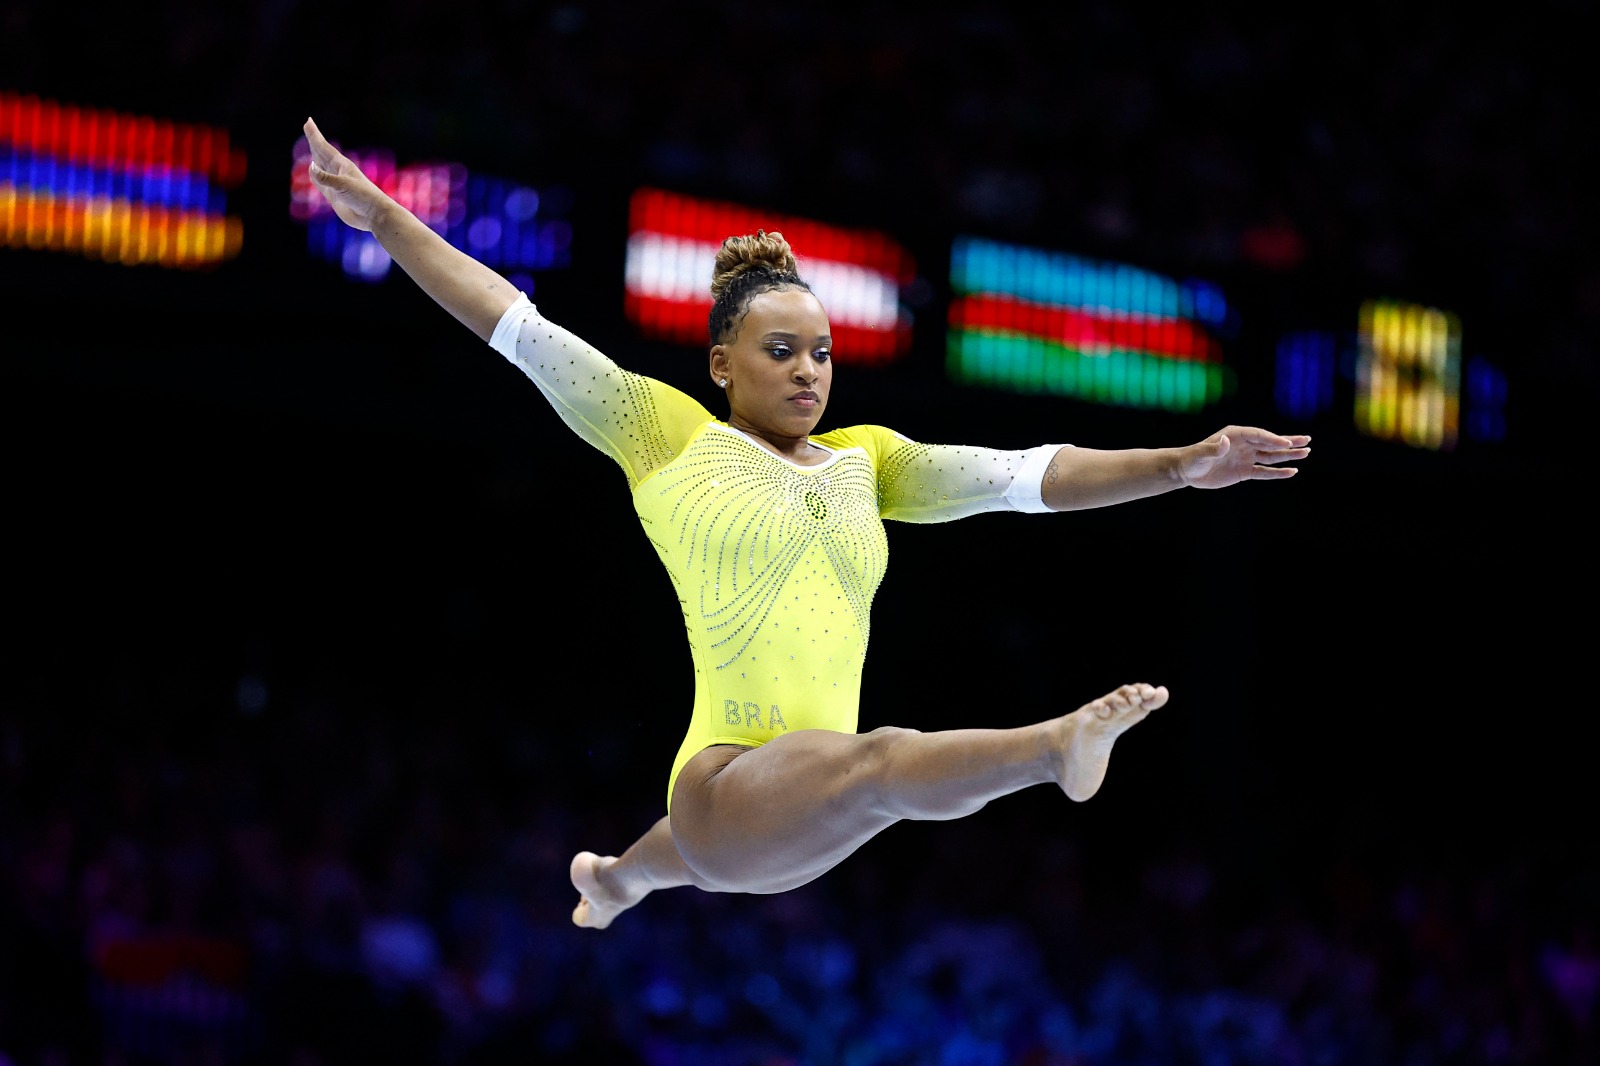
[762,331,833,343]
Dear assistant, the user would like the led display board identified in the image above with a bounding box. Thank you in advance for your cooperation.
[289,135,570,290]
[947,236,1234,411]
[0,91,245,268]
[1355,299,1460,451]
[624,187,915,365]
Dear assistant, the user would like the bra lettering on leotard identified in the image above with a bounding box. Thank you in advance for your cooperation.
[726,701,789,730]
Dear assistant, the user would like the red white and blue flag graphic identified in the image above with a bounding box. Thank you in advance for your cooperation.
[624,187,916,365]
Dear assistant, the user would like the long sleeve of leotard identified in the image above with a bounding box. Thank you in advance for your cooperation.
[815,424,1065,523]
[487,292,713,487]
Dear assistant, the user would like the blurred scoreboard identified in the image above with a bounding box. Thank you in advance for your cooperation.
[0,91,244,268]
[1,87,1509,452]
[623,186,917,366]
[947,236,1236,413]
[288,131,571,295]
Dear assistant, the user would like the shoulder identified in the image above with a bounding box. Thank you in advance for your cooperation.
[815,425,928,475]
[814,424,918,456]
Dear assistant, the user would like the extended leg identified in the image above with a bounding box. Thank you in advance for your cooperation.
[571,682,1168,927]
[569,816,712,929]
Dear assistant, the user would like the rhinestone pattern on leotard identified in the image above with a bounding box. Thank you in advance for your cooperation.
[488,299,1049,811]
[646,427,887,674]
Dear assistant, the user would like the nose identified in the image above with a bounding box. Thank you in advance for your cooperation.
[793,354,821,383]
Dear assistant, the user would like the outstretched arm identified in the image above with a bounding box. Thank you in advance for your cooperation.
[1040,426,1311,511]
[302,116,517,341]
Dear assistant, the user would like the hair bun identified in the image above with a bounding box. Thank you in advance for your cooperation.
[710,230,799,301]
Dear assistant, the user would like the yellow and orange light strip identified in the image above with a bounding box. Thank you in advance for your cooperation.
[0,91,245,268]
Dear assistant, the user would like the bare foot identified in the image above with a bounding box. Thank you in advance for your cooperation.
[1054,683,1169,801]
[569,851,635,930]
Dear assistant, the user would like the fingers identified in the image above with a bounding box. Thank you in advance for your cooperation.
[1224,426,1310,471]
[1208,430,1308,455]
[1253,445,1311,468]
[303,117,327,155]
[305,159,338,195]
[302,117,344,174]
[304,116,333,150]
[1233,427,1311,448]
[1247,438,1309,477]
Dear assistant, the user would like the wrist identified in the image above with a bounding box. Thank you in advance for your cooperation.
[367,194,402,230]
[1169,444,1196,488]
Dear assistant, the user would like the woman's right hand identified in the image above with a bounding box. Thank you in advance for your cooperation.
[303,116,388,232]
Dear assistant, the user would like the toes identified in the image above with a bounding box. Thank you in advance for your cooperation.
[1089,684,1166,721]
[1102,688,1138,716]
[1118,683,1166,710]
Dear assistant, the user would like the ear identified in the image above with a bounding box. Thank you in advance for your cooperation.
[709,344,731,389]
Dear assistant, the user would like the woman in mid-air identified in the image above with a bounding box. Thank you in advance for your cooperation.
[302,116,1310,930]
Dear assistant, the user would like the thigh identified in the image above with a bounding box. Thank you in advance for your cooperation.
[669,729,904,893]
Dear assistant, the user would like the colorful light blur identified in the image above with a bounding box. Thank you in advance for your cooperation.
[289,136,571,289]
[1464,356,1506,444]
[624,187,916,365]
[1275,330,1338,420]
[947,237,1234,410]
[0,91,246,268]
[1355,299,1461,450]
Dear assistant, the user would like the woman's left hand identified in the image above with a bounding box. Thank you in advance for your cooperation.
[1180,426,1311,489]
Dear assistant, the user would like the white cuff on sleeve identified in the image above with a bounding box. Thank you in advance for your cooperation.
[1004,443,1068,513]
[488,292,535,358]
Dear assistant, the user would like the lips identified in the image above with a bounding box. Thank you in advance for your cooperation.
[790,391,820,407]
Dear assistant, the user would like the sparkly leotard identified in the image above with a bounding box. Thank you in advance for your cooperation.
[489,295,1060,810]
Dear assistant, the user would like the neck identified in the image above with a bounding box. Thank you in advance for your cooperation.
[725,418,819,461]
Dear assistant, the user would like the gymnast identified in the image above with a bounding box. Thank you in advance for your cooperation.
[301,116,1310,930]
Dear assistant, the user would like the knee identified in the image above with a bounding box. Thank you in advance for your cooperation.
[848,726,922,810]
[858,725,921,776]
[666,811,736,892]
[864,725,922,744]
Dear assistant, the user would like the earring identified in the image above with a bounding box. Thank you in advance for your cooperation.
[719,379,728,388]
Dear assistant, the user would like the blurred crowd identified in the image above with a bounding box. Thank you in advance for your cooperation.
[2,647,1597,1064]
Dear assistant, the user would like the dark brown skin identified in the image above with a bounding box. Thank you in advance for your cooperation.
[708,287,834,465]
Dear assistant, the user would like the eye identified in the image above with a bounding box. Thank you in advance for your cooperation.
[766,344,792,359]
[814,348,832,363]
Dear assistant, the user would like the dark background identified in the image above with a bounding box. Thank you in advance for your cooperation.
[4,2,1596,1064]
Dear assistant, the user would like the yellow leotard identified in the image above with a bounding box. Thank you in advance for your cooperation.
[489,295,1059,810]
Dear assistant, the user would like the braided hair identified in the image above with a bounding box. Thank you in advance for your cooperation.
[707,230,816,346]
